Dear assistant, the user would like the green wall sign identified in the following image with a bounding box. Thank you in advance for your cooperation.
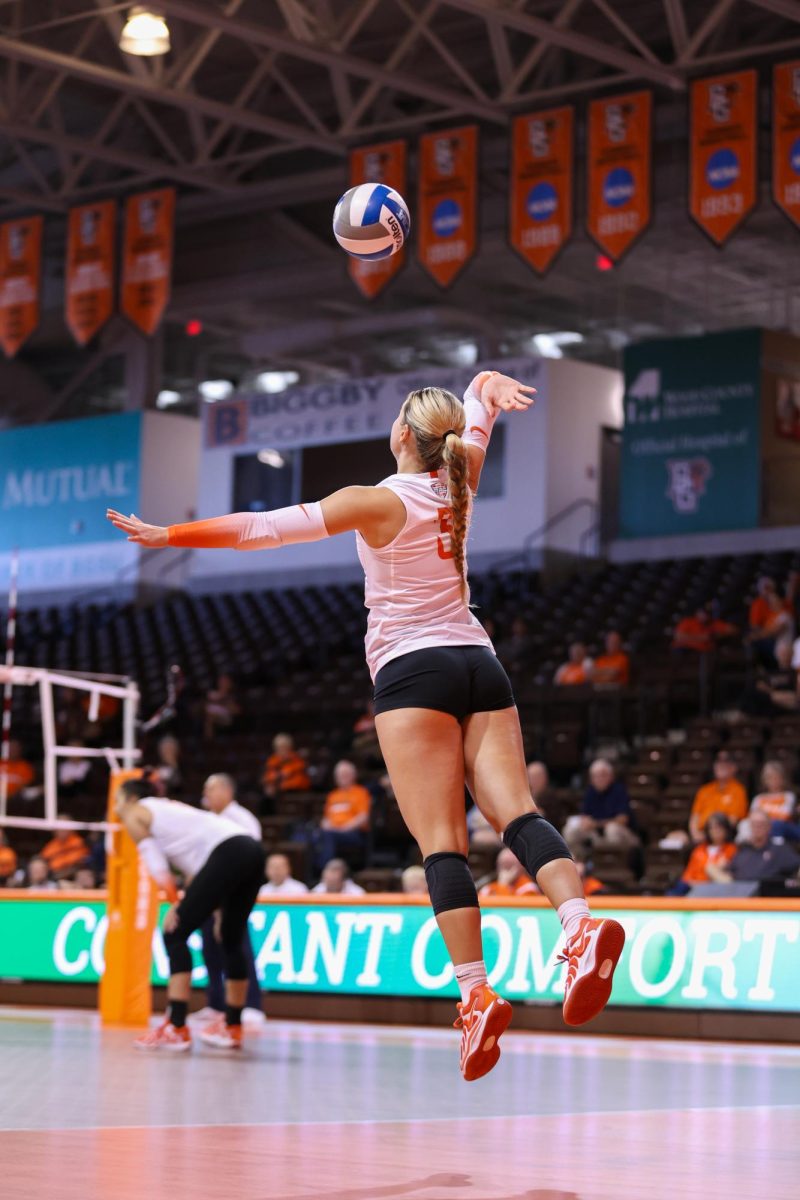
[1,900,798,1013]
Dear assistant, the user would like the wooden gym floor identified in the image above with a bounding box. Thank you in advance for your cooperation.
[1,1007,798,1200]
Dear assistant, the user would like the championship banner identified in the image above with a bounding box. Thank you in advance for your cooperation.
[121,187,175,336]
[690,70,757,246]
[587,91,651,262]
[510,107,573,275]
[0,215,43,358]
[772,61,800,229]
[348,140,407,299]
[417,125,478,288]
[65,200,116,346]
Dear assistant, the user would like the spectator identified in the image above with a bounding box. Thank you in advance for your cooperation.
[712,809,800,886]
[526,761,555,812]
[351,700,381,766]
[496,617,533,666]
[747,582,794,667]
[689,751,748,842]
[317,760,371,868]
[466,803,502,848]
[737,637,797,717]
[401,865,428,895]
[576,859,605,897]
[749,761,797,823]
[671,607,713,654]
[479,847,539,898]
[202,772,261,837]
[0,739,35,798]
[203,672,241,739]
[707,600,739,644]
[67,866,99,891]
[562,759,640,854]
[57,741,92,800]
[554,641,593,686]
[592,631,630,687]
[154,735,183,796]
[0,830,18,884]
[262,733,311,805]
[312,858,365,896]
[40,819,89,880]
[26,855,57,891]
[259,852,309,897]
[668,813,737,896]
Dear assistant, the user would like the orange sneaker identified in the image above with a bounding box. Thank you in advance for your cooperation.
[454,983,512,1082]
[198,1015,243,1050]
[559,917,625,1027]
[133,1020,191,1052]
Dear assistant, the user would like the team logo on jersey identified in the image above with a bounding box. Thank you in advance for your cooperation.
[430,476,448,499]
[665,458,712,513]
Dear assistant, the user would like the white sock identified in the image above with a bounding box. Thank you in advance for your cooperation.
[454,959,488,1004]
[557,897,591,943]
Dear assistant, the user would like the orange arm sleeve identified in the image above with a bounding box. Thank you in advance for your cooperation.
[167,514,249,548]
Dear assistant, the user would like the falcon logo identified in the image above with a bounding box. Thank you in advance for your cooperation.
[666,458,712,514]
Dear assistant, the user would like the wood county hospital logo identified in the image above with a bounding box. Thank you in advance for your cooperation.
[666,458,712,513]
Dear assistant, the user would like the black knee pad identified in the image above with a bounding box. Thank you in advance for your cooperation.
[423,852,479,916]
[163,929,192,976]
[503,812,573,879]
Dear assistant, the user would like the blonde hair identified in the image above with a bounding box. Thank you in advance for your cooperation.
[402,386,469,600]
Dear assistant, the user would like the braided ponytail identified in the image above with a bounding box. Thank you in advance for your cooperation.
[402,386,470,603]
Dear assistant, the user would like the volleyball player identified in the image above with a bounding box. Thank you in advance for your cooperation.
[108,369,625,1081]
[115,778,265,1051]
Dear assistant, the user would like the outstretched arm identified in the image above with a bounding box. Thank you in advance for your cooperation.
[463,371,535,492]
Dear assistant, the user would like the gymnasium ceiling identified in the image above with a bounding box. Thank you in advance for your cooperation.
[2,0,800,419]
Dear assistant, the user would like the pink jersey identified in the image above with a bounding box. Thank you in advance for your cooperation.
[356,469,493,680]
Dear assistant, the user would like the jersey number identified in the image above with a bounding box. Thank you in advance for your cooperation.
[436,506,454,560]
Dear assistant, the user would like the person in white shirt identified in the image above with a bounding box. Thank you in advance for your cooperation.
[195,773,265,1028]
[115,778,265,1053]
[311,858,365,896]
[259,852,308,897]
[108,368,625,1084]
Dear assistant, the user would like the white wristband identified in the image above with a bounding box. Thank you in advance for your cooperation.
[462,377,498,451]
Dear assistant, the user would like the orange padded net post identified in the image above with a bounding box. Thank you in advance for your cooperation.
[99,769,159,1026]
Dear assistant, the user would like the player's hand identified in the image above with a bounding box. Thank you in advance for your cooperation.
[481,373,536,414]
[106,509,169,547]
[162,903,180,934]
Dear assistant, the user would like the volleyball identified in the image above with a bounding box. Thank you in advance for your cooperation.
[332,183,410,260]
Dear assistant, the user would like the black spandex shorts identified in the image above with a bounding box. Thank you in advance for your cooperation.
[373,645,515,720]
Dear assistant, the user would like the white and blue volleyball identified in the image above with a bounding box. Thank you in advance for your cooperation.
[333,183,410,260]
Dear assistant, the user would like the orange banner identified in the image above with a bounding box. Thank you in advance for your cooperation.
[65,200,116,346]
[587,91,651,262]
[0,215,43,358]
[348,140,407,299]
[773,61,800,229]
[417,125,478,288]
[121,187,175,335]
[510,107,573,275]
[690,70,757,245]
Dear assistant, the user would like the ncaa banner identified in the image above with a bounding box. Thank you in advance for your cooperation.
[587,91,651,262]
[348,140,407,299]
[121,187,175,336]
[0,215,43,358]
[772,61,800,229]
[619,329,761,538]
[417,125,478,288]
[65,200,116,346]
[690,70,757,245]
[510,107,574,275]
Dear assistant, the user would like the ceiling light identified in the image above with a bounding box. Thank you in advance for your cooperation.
[255,370,300,394]
[257,448,286,468]
[156,389,181,408]
[452,342,478,367]
[199,379,234,402]
[531,331,584,358]
[119,8,170,57]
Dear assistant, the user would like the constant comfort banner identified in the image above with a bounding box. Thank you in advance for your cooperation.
[417,125,478,287]
[619,328,761,537]
[772,60,800,229]
[121,187,175,335]
[690,70,757,245]
[510,107,573,275]
[348,140,407,299]
[65,200,116,346]
[0,215,43,358]
[2,897,799,1013]
[587,91,651,261]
